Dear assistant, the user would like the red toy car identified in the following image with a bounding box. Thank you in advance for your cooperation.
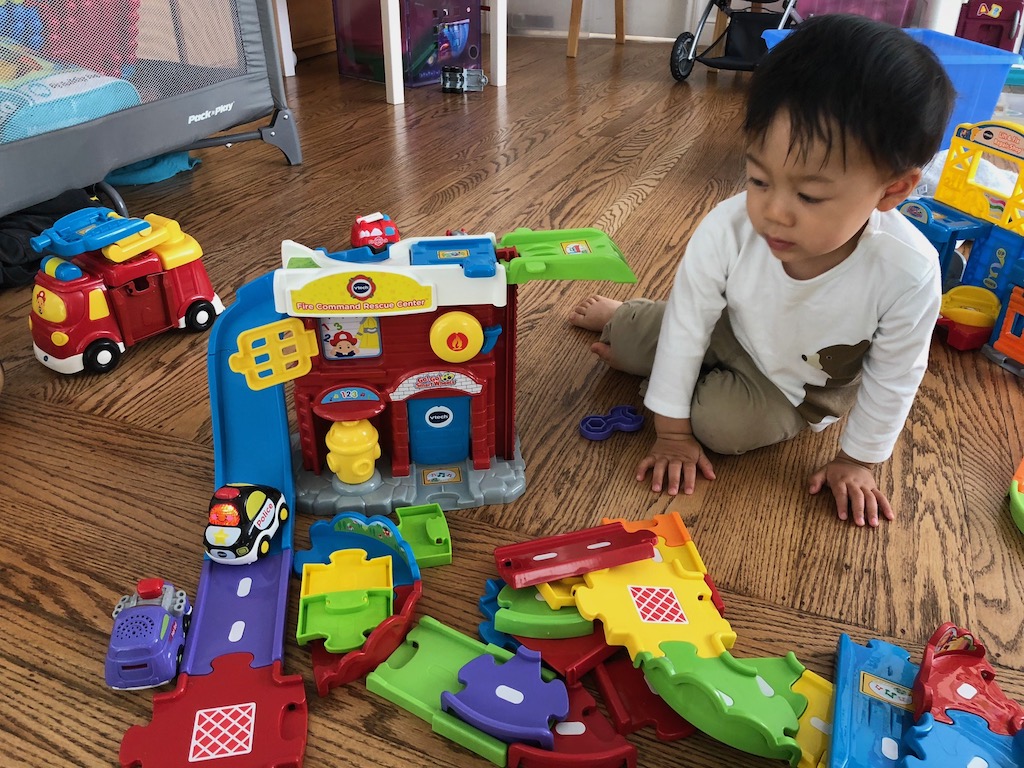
[351,212,400,254]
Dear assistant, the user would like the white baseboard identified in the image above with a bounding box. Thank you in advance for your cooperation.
[509,28,676,44]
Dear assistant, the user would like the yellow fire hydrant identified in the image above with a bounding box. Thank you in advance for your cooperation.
[325,419,381,485]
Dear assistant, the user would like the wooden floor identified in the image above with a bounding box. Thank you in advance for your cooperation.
[2,36,1023,768]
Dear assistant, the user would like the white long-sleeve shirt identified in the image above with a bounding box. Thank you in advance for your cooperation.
[644,192,941,464]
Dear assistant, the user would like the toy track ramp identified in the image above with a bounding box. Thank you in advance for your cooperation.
[829,634,918,768]
[498,228,636,284]
[182,554,292,676]
[121,271,308,768]
[207,272,294,500]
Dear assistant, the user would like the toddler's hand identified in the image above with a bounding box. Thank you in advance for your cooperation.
[636,433,715,495]
[808,454,893,527]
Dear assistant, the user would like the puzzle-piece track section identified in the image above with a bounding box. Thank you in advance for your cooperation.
[441,646,569,749]
[901,710,1024,767]
[119,653,307,768]
[507,684,636,768]
[914,622,1024,736]
[296,549,394,654]
[481,512,832,767]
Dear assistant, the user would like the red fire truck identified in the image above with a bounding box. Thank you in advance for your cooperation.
[29,209,223,374]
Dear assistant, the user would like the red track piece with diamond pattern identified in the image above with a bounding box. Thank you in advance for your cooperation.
[120,653,307,768]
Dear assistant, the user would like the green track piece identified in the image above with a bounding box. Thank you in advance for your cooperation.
[432,710,507,766]
[498,228,636,285]
[1011,478,1024,534]
[639,642,807,766]
[494,583,593,639]
[296,587,393,653]
[396,503,452,568]
[740,655,811,720]
[366,616,512,766]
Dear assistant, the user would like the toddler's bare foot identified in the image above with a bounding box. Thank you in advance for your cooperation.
[568,295,621,332]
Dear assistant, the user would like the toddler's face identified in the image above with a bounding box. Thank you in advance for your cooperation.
[744,112,909,280]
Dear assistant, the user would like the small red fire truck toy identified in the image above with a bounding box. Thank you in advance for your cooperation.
[350,212,401,254]
[29,208,223,374]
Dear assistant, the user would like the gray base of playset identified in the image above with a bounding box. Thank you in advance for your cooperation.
[293,437,526,516]
[982,343,1024,376]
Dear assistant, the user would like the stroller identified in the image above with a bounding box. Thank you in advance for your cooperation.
[670,0,800,81]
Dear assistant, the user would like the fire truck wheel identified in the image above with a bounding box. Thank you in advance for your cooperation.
[83,339,122,374]
[185,300,217,332]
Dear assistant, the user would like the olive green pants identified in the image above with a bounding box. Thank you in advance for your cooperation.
[600,299,808,455]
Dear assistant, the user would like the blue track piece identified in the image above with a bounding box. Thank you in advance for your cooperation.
[206,272,294,544]
[182,553,292,676]
[409,237,497,277]
[315,245,385,264]
[830,634,920,768]
[900,711,1024,767]
[441,646,569,748]
[293,512,421,585]
[478,577,519,651]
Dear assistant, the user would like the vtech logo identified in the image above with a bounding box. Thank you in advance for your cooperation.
[347,275,376,300]
[425,406,453,427]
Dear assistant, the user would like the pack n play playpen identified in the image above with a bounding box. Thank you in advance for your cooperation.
[670,0,799,81]
[0,0,300,218]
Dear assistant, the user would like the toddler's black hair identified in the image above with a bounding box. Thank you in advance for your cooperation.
[743,14,955,174]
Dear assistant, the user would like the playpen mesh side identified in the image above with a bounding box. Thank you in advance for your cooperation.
[0,0,251,144]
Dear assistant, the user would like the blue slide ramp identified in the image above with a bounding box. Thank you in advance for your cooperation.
[206,272,294,521]
[180,272,296,676]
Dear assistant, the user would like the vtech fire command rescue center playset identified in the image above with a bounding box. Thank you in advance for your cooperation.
[207,221,637,518]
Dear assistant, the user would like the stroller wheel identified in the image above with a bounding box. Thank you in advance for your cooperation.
[670,32,696,81]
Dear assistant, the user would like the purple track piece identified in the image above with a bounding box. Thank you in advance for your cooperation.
[182,552,291,676]
[440,646,569,749]
[579,405,644,441]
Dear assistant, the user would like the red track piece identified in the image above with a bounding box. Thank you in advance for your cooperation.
[507,683,636,768]
[495,523,657,589]
[120,653,307,767]
[704,573,726,617]
[914,623,1024,736]
[310,580,423,696]
[513,623,618,686]
[593,651,697,741]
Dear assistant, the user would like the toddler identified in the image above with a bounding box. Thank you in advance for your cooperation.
[570,15,955,527]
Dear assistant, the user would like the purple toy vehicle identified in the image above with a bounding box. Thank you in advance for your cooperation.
[105,577,191,690]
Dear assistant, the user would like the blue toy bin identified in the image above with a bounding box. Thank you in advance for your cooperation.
[762,28,1022,149]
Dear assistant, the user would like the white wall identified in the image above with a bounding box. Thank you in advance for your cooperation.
[507,0,693,41]
[507,0,973,40]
